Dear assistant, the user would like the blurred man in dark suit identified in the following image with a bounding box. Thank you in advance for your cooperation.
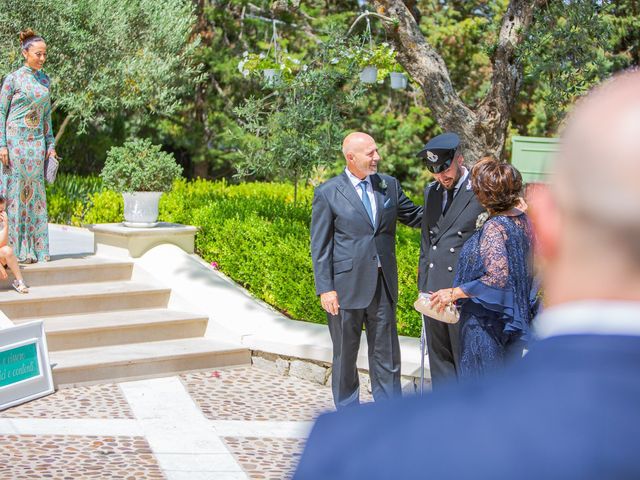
[295,70,640,480]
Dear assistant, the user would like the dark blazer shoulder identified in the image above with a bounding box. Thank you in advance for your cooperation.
[314,173,347,194]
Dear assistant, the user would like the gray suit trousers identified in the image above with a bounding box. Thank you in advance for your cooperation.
[327,272,401,409]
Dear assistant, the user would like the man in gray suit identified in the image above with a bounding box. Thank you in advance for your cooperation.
[417,133,485,387]
[311,132,422,408]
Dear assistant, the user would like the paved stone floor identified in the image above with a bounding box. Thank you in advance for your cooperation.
[0,365,374,479]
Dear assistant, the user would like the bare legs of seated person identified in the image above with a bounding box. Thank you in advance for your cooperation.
[0,245,28,293]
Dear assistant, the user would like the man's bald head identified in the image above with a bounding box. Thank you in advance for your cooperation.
[556,70,640,231]
[342,132,375,158]
[342,132,380,179]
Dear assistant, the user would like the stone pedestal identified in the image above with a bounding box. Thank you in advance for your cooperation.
[89,223,199,258]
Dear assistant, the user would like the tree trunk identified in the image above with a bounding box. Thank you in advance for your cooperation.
[372,0,543,163]
[192,0,214,178]
[54,113,73,145]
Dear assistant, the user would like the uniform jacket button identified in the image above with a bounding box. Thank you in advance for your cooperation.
[429,263,434,268]
[457,231,462,237]
[432,245,437,250]
[447,266,453,272]
[450,247,455,253]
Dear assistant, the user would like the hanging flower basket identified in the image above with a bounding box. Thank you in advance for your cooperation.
[262,68,281,85]
[390,72,408,90]
[359,66,378,84]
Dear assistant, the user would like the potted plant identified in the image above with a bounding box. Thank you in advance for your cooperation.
[238,52,303,86]
[390,66,408,90]
[356,43,399,85]
[359,66,378,84]
[100,138,183,227]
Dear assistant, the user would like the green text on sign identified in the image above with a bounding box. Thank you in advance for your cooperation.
[0,343,40,387]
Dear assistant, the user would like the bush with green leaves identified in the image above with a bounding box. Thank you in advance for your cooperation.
[100,138,183,192]
[51,178,423,337]
[46,174,104,224]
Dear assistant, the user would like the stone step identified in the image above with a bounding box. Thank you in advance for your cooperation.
[0,281,171,320]
[24,309,209,351]
[51,337,251,386]
[0,257,133,289]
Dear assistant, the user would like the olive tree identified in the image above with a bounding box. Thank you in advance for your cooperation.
[0,0,201,142]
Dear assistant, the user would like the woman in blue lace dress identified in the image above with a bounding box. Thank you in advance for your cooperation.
[430,158,538,378]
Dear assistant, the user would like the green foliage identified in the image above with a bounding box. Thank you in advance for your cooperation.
[101,138,183,192]
[45,173,103,224]
[77,190,123,225]
[233,35,367,199]
[519,1,615,119]
[50,178,423,337]
[0,0,201,131]
[354,43,401,81]
[238,52,303,80]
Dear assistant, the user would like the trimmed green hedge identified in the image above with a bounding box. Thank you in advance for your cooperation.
[48,177,423,337]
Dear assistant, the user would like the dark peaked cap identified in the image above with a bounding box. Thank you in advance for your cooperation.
[417,132,460,171]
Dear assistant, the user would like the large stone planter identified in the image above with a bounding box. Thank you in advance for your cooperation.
[122,192,162,228]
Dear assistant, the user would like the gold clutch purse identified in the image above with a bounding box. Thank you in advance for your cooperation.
[413,293,460,324]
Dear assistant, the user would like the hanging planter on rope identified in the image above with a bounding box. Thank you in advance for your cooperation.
[262,68,281,85]
[360,66,378,84]
[390,72,407,90]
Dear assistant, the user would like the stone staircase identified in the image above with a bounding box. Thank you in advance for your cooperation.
[0,256,250,386]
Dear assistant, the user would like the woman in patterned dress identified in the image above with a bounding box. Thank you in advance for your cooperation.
[0,28,56,264]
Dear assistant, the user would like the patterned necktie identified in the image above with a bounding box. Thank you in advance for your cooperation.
[358,180,375,225]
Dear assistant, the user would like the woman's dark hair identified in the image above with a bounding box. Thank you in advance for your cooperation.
[471,156,523,213]
[19,28,44,49]
[0,194,6,203]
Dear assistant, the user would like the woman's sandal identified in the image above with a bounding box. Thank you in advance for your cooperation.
[12,280,29,294]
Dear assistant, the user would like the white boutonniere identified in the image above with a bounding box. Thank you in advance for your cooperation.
[475,212,490,230]
[379,179,388,191]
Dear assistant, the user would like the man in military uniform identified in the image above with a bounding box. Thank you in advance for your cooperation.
[417,132,485,387]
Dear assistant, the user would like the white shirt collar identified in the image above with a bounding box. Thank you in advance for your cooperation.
[456,166,469,191]
[534,300,640,339]
[345,167,370,188]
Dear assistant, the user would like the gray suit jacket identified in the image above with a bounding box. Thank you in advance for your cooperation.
[311,172,422,310]
[417,177,485,293]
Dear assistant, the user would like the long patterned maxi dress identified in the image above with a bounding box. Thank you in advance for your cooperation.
[0,65,54,262]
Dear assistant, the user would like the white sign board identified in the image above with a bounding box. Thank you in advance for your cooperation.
[0,321,54,411]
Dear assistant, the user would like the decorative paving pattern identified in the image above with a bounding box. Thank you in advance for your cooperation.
[0,435,165,479]
[182,366,372,422]
[223,436,304,480]
[0,383,134,419]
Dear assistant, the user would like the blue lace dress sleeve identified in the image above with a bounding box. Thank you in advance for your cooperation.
[454,214,536,377]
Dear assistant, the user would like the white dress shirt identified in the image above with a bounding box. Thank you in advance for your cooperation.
[534,301,640,339]
[345,168,377,223]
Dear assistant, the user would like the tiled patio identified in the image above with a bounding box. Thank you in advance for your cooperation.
[0,365,374,479]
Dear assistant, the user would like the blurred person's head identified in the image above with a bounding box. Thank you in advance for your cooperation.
[471,156,523,214]
[530,70,640,307]
[342,132,380,179]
